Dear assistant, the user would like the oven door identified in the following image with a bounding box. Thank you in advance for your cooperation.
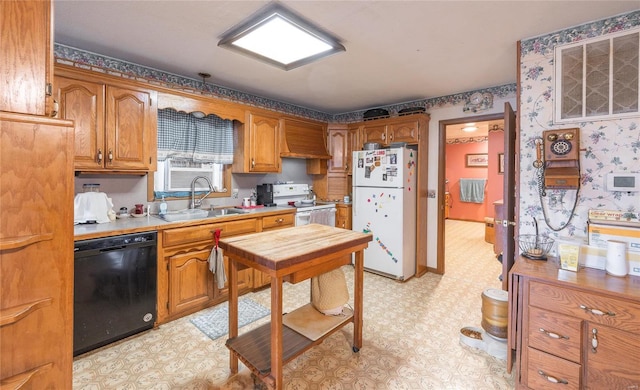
[296,208,336,227]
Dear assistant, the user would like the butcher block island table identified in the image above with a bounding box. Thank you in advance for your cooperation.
[218,224,372,389]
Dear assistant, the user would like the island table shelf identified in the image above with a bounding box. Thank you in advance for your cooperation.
[219,224,372,390]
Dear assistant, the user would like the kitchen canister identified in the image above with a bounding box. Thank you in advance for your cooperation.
[481,288,508,340]
[242,197,250,207]
[605,240,628,277]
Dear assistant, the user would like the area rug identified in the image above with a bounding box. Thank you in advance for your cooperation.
[190,297,270,340]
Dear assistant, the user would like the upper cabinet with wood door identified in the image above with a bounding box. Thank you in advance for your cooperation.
[361,116,422,146]
[54,68,157,173]
[233,111,281,173]
[327,124,360,175]
[327,125,348,174]
[0,0,54,116]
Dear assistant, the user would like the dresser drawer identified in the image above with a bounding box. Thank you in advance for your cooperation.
[528,306,581,362]
[527,347,581,390]
[529,281,640,333]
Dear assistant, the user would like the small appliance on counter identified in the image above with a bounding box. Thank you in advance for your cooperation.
[73,184,114,224]
[256,183,276,207]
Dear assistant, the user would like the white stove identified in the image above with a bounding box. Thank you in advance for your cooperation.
[272,183,336,226]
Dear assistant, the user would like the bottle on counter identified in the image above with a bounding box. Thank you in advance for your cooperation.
[159,196,168,215]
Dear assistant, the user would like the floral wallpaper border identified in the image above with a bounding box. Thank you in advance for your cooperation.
[54,43,516,123]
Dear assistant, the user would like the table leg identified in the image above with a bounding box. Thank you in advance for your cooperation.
[353,249,364,351]
[228,257,238,374]
[270,276,284,390]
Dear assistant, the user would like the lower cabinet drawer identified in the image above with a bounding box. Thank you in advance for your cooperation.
[262,213,294,230]
[527,347,581,390]
[528,307,581,363]
[529,281,640,333]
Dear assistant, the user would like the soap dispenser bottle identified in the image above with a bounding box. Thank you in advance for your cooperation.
[159,196,168,215]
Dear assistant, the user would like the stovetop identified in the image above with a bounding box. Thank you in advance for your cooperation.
[271,183,335,211]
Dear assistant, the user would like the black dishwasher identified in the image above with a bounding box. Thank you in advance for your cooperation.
[74,231,157,356]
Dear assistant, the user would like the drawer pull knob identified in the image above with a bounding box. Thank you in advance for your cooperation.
[539,328,569,340]
[538,370,569,385]
[591,328,598,353]
[580,304,615,317]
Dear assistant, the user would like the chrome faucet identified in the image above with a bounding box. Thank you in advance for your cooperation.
[189,176,214,209]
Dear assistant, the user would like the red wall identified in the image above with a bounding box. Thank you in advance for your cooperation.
[446,132,504,222]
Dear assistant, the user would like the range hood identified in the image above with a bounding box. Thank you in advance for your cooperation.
[280,118,332,160]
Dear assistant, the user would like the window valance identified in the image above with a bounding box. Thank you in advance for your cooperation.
[157,108,233,164]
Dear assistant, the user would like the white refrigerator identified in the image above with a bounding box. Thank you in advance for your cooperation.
[352,147,417,280]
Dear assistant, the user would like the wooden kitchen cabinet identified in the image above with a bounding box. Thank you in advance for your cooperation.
[362,116,421,146]
[1,113,75,389]
[314,124,358,201]
[233,111,281,173]
[169,247,215,315]
[327,126,348,173]
[158,219,257,323]
[0,0,54,116]
[347,124,361,173]
[336,203,352,230]
[509,259,640,389]
[54,69,158,173]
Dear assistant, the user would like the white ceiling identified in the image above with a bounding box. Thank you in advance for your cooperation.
[53,1,639,115]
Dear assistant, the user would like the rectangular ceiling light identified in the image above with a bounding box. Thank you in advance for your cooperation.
[218,3,345,71]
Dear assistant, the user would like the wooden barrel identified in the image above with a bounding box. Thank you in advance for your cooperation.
[481,288,508,339]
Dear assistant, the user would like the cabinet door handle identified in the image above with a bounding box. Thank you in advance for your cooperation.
[275,218,284,223]
[538,370,568,385]
[97,149,103,163]
[539,328,569,340]
[580,304,615,317]
[251,158,255,168]
[108,149,114,162]
[381,133,386,141]
[591,328,598,353]
[389,133,394,141]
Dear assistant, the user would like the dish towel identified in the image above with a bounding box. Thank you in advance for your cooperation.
[459,178,487,203]
[208,229,227,289]
[309,208,332,225]
[311,269,349,316]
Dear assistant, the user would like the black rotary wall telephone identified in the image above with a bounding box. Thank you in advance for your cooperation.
[533,128,581,231]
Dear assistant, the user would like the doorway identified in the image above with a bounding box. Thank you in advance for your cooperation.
[437,113,505,276]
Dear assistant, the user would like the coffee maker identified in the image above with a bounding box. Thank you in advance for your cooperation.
[256,184,276,207]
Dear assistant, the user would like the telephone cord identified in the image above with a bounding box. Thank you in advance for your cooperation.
[536,166,580,232]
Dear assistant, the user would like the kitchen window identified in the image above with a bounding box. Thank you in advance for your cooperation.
[554,28,639,123]
[152,108,233,200]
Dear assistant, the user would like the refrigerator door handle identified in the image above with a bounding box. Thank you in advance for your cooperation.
[352,187,357,217]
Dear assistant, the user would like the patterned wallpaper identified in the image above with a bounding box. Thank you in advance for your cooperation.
[54,44,515,123]
[518,10,640,241]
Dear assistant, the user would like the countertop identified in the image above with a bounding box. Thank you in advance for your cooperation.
[74,206,296,241]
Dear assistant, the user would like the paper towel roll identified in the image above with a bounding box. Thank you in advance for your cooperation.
[605,240,628,277]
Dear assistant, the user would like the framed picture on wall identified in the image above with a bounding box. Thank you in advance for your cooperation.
[498,153,505,174]
[466,153,488,167]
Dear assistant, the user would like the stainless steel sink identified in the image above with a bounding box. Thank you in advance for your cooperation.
[157,208,246,222]
[209,208,246,217]
[158,209,209,222]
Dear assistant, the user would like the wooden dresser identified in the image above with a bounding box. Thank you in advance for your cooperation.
[509,259,640,389]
